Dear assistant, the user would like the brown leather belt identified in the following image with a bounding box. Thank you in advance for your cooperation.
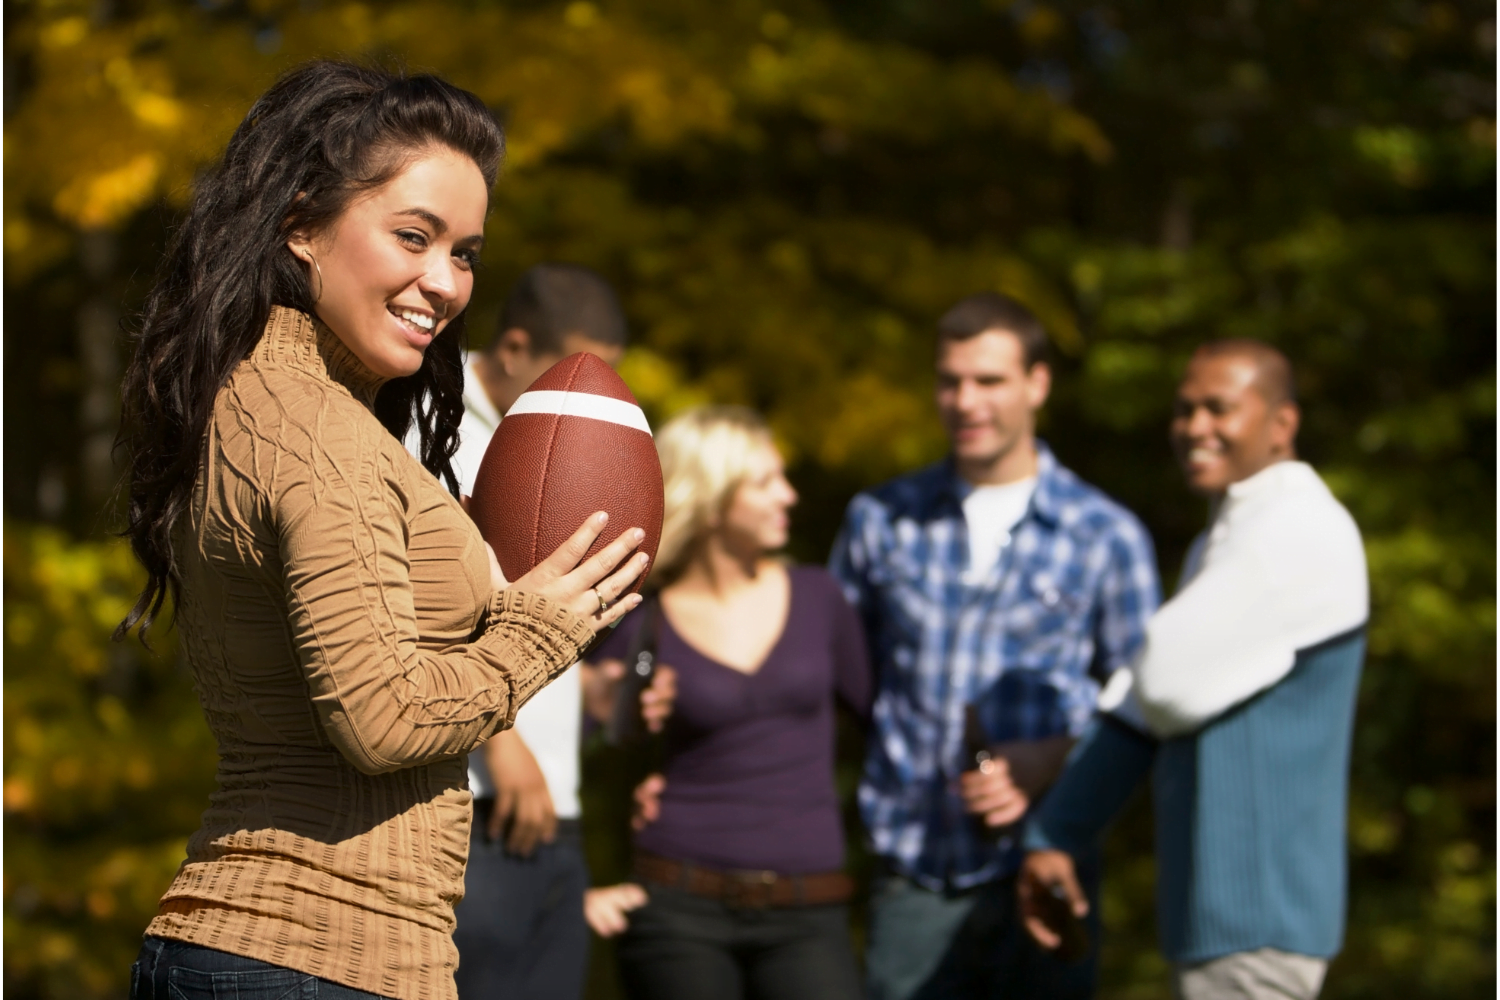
[633,851,854,909]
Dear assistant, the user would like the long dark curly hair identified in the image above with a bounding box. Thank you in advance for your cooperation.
[115,61,505,642]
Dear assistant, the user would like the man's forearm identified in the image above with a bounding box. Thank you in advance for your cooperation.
[482,726,529,777]
[1023,715,1155,857]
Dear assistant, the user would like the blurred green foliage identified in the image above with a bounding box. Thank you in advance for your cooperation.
[3,524,217,998]
[4,1,1493,998]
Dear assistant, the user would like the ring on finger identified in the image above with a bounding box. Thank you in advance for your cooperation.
[594,587,611,615]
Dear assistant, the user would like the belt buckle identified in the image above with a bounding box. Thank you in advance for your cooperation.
[725,868,777,909]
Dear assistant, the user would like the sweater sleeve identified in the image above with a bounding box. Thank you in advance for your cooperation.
[1133,489,1367,738]
[273,427,593,776]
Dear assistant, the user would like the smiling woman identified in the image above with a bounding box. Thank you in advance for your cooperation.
[587,407,872,1000]
[112,62,648,1000]
[286,149,488,379]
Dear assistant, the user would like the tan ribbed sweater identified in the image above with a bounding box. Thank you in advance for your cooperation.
[145,307,592,1000]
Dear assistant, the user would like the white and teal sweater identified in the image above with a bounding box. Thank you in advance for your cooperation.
[1026,461,1369,963]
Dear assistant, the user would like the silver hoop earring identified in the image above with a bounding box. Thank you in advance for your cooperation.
[305,252,325,303]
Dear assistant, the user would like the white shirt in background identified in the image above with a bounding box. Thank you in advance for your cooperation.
[448,353,500,497]
[405,353,583,819]
[1099,460,1368,739]
[961,476,1038,585]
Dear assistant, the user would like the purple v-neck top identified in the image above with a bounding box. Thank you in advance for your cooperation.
[596,565,873,874]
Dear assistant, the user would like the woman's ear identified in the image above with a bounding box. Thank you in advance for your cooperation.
[286,230,313,262]
[285,192,314,260]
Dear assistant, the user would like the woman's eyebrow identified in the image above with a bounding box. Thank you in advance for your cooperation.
[395,207,483,245]
[394,208,448,233]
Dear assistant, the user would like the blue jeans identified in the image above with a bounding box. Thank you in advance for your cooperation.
[452,807,590,1000]
[130,937,388,1000]
[865,858,1102,1000]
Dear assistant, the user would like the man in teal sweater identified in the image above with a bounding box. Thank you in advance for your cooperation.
[1020,341,1369,1000]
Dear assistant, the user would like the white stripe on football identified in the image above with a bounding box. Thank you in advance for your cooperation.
[507,389,652,436]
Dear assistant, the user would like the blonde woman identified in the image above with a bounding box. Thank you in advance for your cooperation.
[588,406,871,1000]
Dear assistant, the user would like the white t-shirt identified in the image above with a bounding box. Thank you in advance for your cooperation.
[404,354,582,818]
[961,476,1038,584]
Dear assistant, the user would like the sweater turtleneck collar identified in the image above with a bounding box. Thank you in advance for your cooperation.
[255,305,388,407]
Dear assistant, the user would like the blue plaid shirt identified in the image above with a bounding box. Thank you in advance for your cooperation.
[829,443,1160,889]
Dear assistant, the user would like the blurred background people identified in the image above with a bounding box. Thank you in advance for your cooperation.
[117,63,648,1000]
[405,262,672,1000]
[1021,342,1369,1000]
[829,293,1160,1000]
[591,406,872,1000]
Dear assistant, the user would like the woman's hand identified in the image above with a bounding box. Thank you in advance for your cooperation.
[462,499,648,632]
[631,773,666,831]
[509,513,649,631]
[584,884,649,938]
[581,661,678,732]
[639,666,677,732]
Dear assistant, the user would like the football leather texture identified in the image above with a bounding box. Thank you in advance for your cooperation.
[470,353,663,598]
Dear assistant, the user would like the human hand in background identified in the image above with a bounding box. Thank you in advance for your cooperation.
[959,736,1075,829]
[584,883,649,937]
[483,729,556,856]
[582,660,678,732]
[1018,849,1090,953]
[958,753,1029,828]
[639,665,676,732]
[631,773,665,831]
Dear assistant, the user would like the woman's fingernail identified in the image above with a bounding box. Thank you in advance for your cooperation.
[632,528,645,542]
[597,512,610,524]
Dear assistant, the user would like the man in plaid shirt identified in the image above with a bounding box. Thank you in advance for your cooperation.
[830,293,1160,999]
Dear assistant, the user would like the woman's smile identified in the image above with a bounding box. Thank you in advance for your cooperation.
[389,303,441,349]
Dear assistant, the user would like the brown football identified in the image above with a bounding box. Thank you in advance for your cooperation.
[469,353,663,595]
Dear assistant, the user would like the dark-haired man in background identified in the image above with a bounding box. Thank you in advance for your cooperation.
[1020,342,1368,1000]
[829,293,1160,999]
[407,263,665,1000]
